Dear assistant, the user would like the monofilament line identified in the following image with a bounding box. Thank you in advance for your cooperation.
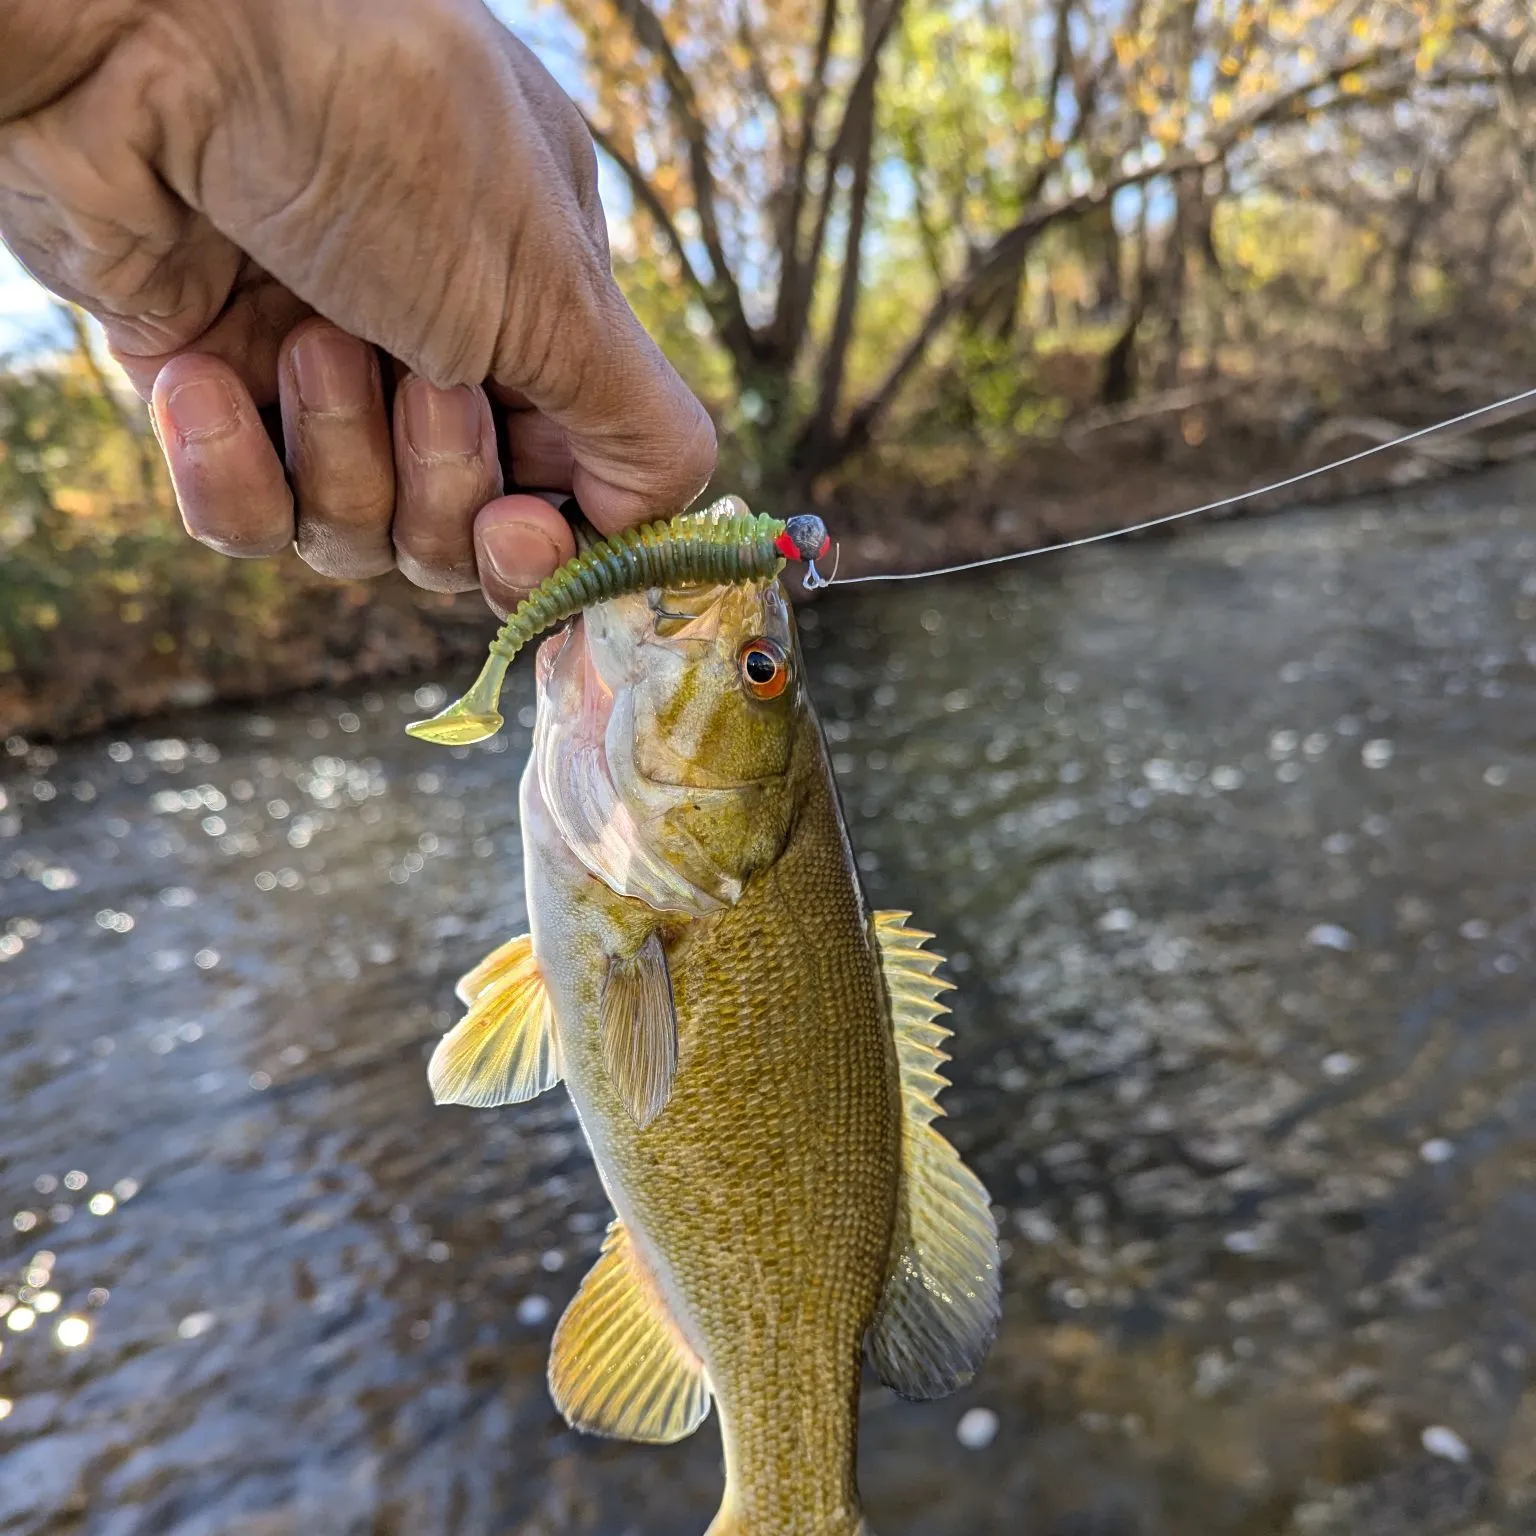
[828,385,1536,587]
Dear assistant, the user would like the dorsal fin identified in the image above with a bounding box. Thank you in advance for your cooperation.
[866,911,1001,1400]
[549,1218,712,1443]
[429,933,562,1107]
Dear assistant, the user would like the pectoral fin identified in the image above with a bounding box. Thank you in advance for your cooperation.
[549,1218,712,1443]
[455,931,536,1006]
[600,933,678,1128]
[866,911,1001,1400]
[429,934,561,1107]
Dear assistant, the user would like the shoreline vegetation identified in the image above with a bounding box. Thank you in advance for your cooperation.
[3,321,1533,744]
[3,3,1532,740]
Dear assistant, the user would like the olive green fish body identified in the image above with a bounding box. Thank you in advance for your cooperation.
[526,722,897,1533]
[426,567,998,1535]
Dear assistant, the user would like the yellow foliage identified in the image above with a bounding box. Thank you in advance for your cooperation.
[53,487,110,518]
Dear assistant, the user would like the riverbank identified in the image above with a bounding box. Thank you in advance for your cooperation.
[5,372,1533,744]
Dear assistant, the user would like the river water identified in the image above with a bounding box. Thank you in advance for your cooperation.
[3,464,1536,1535]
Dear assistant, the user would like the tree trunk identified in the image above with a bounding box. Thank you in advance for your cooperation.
[791,0,884,477]
[1100,189,1151,405]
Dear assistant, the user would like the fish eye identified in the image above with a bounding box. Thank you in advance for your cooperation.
[738,637,790,700]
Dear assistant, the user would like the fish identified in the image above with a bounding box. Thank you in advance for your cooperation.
[427,573,1000,1534]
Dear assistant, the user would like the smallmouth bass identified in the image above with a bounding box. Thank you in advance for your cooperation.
[427,574,1000,1534]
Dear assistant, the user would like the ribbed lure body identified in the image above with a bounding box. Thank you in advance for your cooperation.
[406,496,829,746]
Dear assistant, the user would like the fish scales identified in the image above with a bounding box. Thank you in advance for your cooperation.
[427,571,999,1533]
[532,726,896,1532]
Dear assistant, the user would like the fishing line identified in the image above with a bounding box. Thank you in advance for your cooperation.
[820,385,1536,589]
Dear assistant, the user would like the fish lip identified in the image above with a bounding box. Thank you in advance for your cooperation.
[535,622,575,681]
[637,765,777,791]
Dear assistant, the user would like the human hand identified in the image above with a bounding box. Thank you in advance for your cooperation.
[0,0,716,612]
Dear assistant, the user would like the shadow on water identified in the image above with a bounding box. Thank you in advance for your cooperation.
[3,463,1536,1534]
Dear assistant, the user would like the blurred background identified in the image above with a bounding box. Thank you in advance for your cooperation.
[4,0,1535,739]
[4,2,1536,1533]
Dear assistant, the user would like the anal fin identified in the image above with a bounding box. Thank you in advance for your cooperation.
[429,933,561,1107]
[549,1218,711,1443]
[867,911,1001,1400]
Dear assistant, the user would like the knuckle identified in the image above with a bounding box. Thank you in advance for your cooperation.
[676,401,718,489]
[391,511,479,584]
[394,543,479,594]
[293,515,394,580]
[191,523,291,559]
[406,284,499,388]
[567,119,602,212]
[652,395,718,506]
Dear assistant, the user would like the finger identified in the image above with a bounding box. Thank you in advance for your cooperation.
[150,354,294,557]
[489,275,717,536]
[279,319,396,579]
[473,495,578,617]
[499,405,576,492]
[109,261,313,406]
[480,39,715,529]
[392,376,502,591]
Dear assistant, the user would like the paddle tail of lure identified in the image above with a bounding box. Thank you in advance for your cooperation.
[406,496,830,746]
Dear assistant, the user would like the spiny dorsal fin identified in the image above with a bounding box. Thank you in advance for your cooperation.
[600,933,678,1128]
[866,911,1001,1401]
[549,1218,712,1443]
[429,933,561,1107]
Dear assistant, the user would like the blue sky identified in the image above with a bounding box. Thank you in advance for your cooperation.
[0,244,67,354]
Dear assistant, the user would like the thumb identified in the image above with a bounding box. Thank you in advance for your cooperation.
[485,35,717,530]
[509,285,719,533]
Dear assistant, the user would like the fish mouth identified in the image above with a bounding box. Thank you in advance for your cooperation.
[634,751,777,793]
[537,618,613,751]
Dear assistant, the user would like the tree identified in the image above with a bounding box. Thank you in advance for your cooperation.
[527,0,1534,484]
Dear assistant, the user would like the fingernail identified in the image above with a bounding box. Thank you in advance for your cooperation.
[292,330,375,414]
[480,524,563,593]
[404,382,481,459]
[164,378,238,443]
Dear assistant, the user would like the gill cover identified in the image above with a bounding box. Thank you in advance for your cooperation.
[531,580,803,916]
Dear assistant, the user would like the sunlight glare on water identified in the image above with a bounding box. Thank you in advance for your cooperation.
[2,464,1536,1533]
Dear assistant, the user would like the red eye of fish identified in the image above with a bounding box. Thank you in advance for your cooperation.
[738,637,790,700]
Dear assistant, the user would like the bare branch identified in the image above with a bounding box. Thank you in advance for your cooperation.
[1032,0,1075,188]
[787,0,906,354]
[736,1,788,147]
[831,44,1430,458]
[798,0,882,462]
[897,126,949,288]
[772,0,839,350]
[581,113,711,306]
[608,0,756,357]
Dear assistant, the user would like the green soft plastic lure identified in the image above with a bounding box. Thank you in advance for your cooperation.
[406,495,831,746]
